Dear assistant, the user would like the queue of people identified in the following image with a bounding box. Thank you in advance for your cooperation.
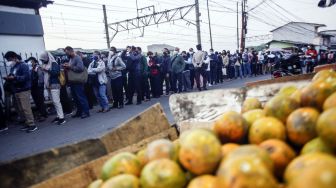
[4,44,326,133]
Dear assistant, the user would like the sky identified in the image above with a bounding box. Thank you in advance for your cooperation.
[39,0,336,52]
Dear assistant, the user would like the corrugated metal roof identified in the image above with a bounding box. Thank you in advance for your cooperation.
[270,22,326,32]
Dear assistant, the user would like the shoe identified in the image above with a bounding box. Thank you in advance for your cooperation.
[37,117,46,122]
[57,118,66,125]
[64,112,73,117]
[0,127,8,132]
[136,102,141,105]
[203,87,208,90]
[102,109,110,113]
[81,114,90,119]
[71,114,81,118]
[20,126,30,131]
[208,84,212,87]
[125,101,133,105]
[198,88,202,91]
[52,117,59,124]
[26,126,38,133]
[118,105,124,109]
[97,109,104,113]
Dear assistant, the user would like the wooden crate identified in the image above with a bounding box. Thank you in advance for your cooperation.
[31,127,178,188]
[0,103,172,188]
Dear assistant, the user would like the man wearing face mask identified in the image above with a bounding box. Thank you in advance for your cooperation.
[209,49,218,85]
[159,48,172,96]
[88,51,109,113]
[27,57,48,122]
[171,47,186,93]
[4,51,36,132]
[108,47,126,109]
[125,46,143,105]
[63,46,90,119]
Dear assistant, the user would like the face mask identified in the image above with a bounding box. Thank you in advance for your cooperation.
[173,51,179,55]
[7,61,16,67]
[109,51,115,56]
[93,56,99,61]
[163,52,168,55]
[67,54,71,59]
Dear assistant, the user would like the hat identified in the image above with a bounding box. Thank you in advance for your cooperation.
[25,57,38,63]
[4,51,20,60]
[39,51,49,62]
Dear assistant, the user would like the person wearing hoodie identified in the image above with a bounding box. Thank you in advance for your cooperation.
[40,51,66,125]
[88,51,109,113]
[28,57,48,122]
[4,51,36,132]
[171,47,186,93]
[108,47,126,109]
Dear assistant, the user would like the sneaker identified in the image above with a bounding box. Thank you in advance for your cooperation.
[26,126,38,133]
[20,126,30,131]
[136,102,142,105]
[0,127,8,132]
[81,113,90,119]
[57,118,66,125]
[52,117,60,124]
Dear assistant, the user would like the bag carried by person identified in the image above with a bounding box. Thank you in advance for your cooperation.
[67,68,88,84]
[235,60,241,67]
[59,70,66,86]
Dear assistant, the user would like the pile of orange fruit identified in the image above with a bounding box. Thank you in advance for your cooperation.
[88,69,336,188]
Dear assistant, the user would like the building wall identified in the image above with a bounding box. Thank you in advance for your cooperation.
[272,23,317,44]
[0,35,45,61]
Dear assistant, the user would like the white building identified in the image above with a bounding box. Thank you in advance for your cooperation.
[267,22,334,51]
[0,0,52,62]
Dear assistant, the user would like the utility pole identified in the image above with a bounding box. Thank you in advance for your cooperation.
[136,0,139,17]
[236,2,239,51]
[102,4,110,49]
[195,0,202,45]
[206,0,213,49]
[240,0,247,51]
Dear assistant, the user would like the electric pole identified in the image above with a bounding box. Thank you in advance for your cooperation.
[240,0,247,51]
[206,0,213,49]
[237,2,239,51]
[195,0,202,45]
[102,4,110,49]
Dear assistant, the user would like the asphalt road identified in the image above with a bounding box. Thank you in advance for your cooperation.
[0,75,270,162]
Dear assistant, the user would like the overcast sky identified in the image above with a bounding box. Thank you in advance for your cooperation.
[39,0,336,51]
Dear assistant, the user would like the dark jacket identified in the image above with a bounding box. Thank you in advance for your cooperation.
[148,56,160,76]
[48,62,61,85]
[171,55,186,74]
[127,52,147,77]
[10,61,31,93]
[31,65,44,88]
[160,55,172,74]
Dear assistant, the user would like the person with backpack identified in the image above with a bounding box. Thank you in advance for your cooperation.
[88,51,109,113]
[108,47,126,109]
[40,51,66,125]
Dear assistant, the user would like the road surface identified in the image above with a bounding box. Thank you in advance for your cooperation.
[0,75,270,162]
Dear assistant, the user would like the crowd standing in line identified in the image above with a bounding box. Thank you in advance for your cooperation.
[0,44,335,133]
